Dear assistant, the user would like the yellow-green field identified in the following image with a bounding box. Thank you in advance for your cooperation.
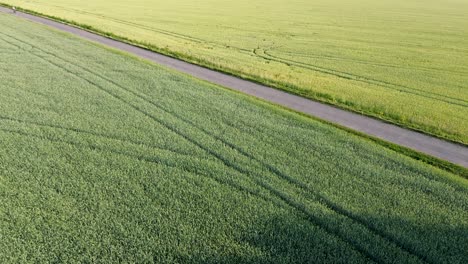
[2,0,467,143]
[1,13,468,263]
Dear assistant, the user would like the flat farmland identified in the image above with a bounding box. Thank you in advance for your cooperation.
[1,0,467,143]
[1,14,468,263]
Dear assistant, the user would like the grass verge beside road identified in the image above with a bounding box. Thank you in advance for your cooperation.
[1,0,467,144]
[0,12,467,263]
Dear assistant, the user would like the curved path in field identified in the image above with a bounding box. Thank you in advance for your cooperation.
[1,6,467,168]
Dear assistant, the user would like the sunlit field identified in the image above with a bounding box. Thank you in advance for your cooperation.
[2,0,467,143]
[0,13,467,263]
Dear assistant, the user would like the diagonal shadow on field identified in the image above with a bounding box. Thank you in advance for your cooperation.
[177,213,468,264]
[244,214,467,264]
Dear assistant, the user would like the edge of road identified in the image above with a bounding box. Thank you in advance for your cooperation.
[1,4,467,178]
[1,3,467,148]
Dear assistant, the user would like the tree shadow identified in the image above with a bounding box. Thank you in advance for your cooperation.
[176,211,468,264]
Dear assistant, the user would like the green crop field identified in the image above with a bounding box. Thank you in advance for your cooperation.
[1,0,467,144]
[0,13,467,263]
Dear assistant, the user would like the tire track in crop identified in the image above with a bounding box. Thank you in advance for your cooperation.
[217,115,468,212]
[261,49,468,107]
[215,112,463,191]
[8,85,50,100]
[27,37,424,262]
[0,127,279,207]
[217,114,422,179]
[302,30,468,54]
[85,57,428,262]
[273,50,468,75]
[0,51,19,54]
[153,105,430,263]
[254,49,468,108]
[0,32,388,263]
[262,49,468,107]
[34,3,246,52]
[6,2,468,107]
[0,127,176,166]
[0,32,427,263]
[97,78,431,262]
[66,57,423,262]
[0,35,24,51]
[0,127,207,168]
[58,6,202,43]
[68,67,381,262]
[28,3,252,53]
[15,1,204,44]
[0,128,375,262]
[0,124,289,217]
[0,32,222,162]
[0,115,199,157]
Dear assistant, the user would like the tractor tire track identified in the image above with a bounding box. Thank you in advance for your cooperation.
[0,31,415,263]
[203,111,466,195]
[0,126,380,262]
[0,31,429,263]
[0,115,201,157]
[1,7,466,169]
[272,50,468,75]
[0,127,280,210]
[30,3,251,53]
[257,49,468,108]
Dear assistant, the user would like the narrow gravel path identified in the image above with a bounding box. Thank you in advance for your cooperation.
[1,6,467,168]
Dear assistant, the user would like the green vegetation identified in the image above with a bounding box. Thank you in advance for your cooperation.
[1,0,467,143]
[0,14,467,263]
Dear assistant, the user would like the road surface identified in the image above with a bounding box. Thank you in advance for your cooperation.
[1,6,467,168]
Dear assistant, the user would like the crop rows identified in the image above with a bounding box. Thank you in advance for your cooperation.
[0,14,467,263]
[1,0,467,143]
